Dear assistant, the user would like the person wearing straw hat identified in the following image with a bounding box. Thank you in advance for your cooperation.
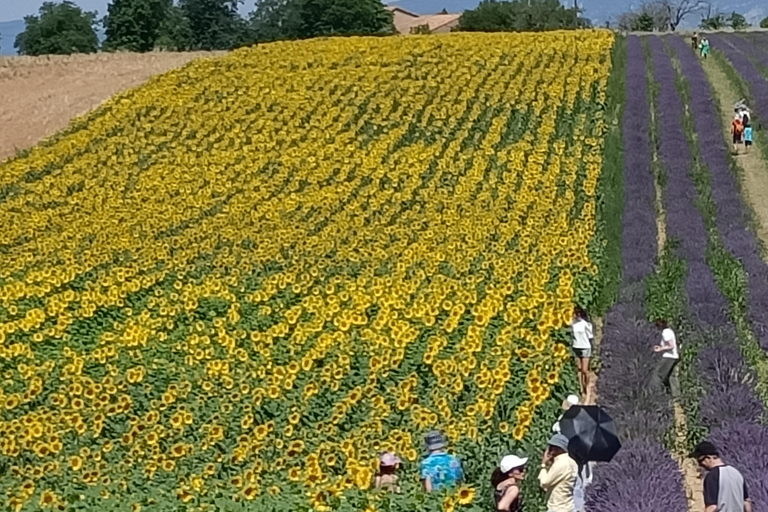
[375,452,402,492]
[538,433,578,512]
[491,454,528,512]
[420,430,464,492]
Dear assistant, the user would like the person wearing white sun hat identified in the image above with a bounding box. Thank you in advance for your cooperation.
[552,394,580,434]
[491,454,528,512]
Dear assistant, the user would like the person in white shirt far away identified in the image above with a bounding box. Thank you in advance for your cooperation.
[653,319,679,394]
[570,307,593,398]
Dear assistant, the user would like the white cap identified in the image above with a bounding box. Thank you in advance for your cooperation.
[566,394,580,406]
[499,455,528,473]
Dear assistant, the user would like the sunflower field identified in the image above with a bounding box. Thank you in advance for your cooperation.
[0,31,615,511]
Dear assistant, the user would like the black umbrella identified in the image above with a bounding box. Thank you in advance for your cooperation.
[559,405,621,463]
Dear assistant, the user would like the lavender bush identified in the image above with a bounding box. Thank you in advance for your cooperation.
[586,439,688,512]
[648,36,729,327]
[622,36,658,286]
[709,34,768,125]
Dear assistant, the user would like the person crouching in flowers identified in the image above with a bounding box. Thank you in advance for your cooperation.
[420,430,464,492]
[569,307,593,398]
[491,454,528,512]
[374,452,401,492]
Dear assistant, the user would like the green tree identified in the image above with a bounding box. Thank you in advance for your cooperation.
[458,0,588,32]
[180,0,250,50]
[250,0,302,42]
[155,4,193,50]
[632,12,655,31]
[699,13,726,30]
[727,11,749,30]
[761,15,768,28]
[103,0,172,52]
[15,2,99,56]
[297,0,394,38]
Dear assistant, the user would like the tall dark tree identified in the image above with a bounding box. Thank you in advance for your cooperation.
[180,0,250,50]
[103,0,172,52]
[297,0,394,38]
[155,4,194,50]
[250,0,302,42]
[15,2,99,56]
[761,15,768,29]
[617,2,670,32]
[459,0,588,32]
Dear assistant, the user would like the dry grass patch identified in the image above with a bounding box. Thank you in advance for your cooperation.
[0,51,221,161]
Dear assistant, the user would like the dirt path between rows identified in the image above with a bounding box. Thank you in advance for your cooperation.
[0,51,220,162]
[701,57,768,250]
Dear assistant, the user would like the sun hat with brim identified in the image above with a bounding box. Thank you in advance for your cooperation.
[425,430,446,451]
[499,454,528,473]
[548,433,570,451]
[380,452,401,466]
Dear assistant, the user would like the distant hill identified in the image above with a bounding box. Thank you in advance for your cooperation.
[0,19,24,56]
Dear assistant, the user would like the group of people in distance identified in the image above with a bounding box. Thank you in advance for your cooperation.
[371,307,751,512]
[691,32,710,59]
[732,105,754,155]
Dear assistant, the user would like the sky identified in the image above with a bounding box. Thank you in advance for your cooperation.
[2,0,766,23]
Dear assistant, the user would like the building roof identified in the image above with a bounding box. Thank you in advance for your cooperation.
[396,13,462,34]
[386,6,420,18]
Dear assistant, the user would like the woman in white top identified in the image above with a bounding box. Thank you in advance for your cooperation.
[653,319,679,394]
[570,307,593,397]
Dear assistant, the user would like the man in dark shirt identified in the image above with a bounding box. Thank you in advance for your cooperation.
[690,442,752,512]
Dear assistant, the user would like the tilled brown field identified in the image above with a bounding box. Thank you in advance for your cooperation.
[0,51,221,161]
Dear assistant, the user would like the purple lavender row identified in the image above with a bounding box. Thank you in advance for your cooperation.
[648,36,729,327]
[621,36,658,286]
[587,36,687,512]
[667,34,768,349]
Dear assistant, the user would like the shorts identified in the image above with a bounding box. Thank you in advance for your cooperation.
[573,346,592,358]
[746,140,752,147]
[733,133,742,144]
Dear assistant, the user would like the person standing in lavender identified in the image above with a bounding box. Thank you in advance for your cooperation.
[690,442,752,512]
[652,319,679,394]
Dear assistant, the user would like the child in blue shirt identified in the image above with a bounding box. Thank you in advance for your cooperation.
[745,123,753,153]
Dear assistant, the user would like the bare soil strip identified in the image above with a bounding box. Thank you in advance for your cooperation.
[0,51,220,161]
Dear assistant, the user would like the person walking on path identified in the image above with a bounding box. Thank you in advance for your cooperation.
[700,37,710,59]
[744,122,753,154]
[692,32,699,51]
[491,455,527,512]
[375,452,401,492]
[420,431,464,492]
[569,307,593,398]
[732,115,744,155]
[538,433,578,512]
[652,319,679,394]
[690,442,753,512]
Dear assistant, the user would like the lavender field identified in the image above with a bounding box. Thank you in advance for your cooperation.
[586,34,768,510]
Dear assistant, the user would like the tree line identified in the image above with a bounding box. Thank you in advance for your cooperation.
[4,0,764,57]
[617,0,762,32]
[6,0,596,56]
